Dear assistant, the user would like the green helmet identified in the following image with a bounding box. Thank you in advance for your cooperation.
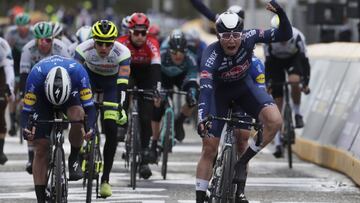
[15,13,30,26]
[33,21,53,39]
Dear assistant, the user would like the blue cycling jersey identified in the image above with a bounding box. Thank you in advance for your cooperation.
[21,55,96,129]
[198,9,292,121]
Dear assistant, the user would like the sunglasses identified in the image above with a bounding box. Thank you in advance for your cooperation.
[218,32,242,40]
[130,29,148,37]
[95,41,114,47]
[38,38,52,43]
[170,49,185,55]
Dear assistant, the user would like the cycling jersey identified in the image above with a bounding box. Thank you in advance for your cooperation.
[198,9,292,122]
[21,55,96,135]
[264,27,307,59]
[74,39,131,76]
[0,37,15,94]
[4,25,34,53]
[160,42,198,85]
[20,38,71,74]
[117,35,161,65]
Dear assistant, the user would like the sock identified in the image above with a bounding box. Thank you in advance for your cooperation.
[69,146,80,159]
[238,146,258,165]
[34,185,46,203]
[0,139,4,154]
[177,113,186,123]
[28,144,34,162]
[274,131,282,147]
[236,165,248,194]
[195,178,209,191]
[293,104,300,115]
[151,139,157,150]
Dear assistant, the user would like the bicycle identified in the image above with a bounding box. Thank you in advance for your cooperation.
[157,89,187,180]
[124,86,154,190]
[27,110,84,203]
[206,111,263,203]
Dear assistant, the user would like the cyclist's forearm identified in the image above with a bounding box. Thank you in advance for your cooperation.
[84,105,96,130]
[189,0,217,22]
[150,63,161,88]
[19,73,28,96]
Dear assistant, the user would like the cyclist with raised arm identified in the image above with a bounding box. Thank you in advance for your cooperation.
[20,21,71,175]
[4,13,33,137]
[74,20,130,198]
[0,37,15,165]
[196,1,292,202]
[117,12,161,180]
[264,15,311,158]
[150,29,199,161]
[21,55,96,203]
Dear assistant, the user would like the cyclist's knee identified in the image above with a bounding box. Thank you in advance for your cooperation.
[67,105,85,121]
[201,139,219,161]
[259,105,282,131]
[34,139,50,158]
[288,74,301,82]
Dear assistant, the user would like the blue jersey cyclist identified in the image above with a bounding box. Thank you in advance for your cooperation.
[196,1,292,203]
[21,55,96,203]
[150,29,199,162]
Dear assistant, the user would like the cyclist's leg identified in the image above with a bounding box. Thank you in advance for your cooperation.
[233,75,282,181]
[8,51,21,136]
[0,69,8,164]
[265,57,286,157]
[195,90,228,203]
[29,100,53,202]
[176,79,199,142]
[65,93,85,181]
[289,53,305,128]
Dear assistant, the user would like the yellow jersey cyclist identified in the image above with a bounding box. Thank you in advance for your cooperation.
[19,21,71,175]
[74,20,131,198]
[4,13,34,136]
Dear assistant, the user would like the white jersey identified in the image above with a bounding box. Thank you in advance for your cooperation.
[264,27,307,59]
[20,38,71,74]
[0,37,15,93]
[4,25,34,52]
[75,39,131,76]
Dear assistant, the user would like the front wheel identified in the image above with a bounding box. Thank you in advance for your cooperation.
[86,138,96,203]
[161,110,173,180]
[55,147,67,203]
[283,104,294,169]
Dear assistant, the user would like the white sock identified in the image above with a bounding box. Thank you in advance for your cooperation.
[249,138,262,152]
[293,104,300,115]
[274,131,282,147]
[195,178,209,191]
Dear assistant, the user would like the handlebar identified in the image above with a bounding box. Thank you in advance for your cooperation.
[206,115,263,131]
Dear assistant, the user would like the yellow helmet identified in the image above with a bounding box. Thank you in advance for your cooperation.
[91,20,118,42]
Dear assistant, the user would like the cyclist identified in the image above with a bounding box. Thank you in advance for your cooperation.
[69,25,92,57]
[51,21,73,46]
[196,1,292,202]
[75,20,130,198]
[150,29,199,161]
[148,24,163,44]
[264,15,311,158]
[0,37,15,165]
[4,13,34,136]
[21,55,96,203]
[119,15,131,36]
[117,12,161,180]
[20,21,70,174]
[184,28,207,69]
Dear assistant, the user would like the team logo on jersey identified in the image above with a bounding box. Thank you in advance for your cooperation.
[256,73,265,84]
[24,93,37,106]
[80,88,92,100]
[200,70,213,79]
[221,60,250,80]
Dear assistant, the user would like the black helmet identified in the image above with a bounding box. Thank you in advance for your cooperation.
[169,29,187,52]
[215,11,244,34]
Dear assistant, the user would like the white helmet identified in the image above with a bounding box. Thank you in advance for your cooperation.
[45,66,72,105]
[76,25,92,43]
[52,22,64,38]
[270,15,280,28]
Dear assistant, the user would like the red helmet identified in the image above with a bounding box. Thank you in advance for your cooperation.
[148,24,160,36]
[128,12,150,30]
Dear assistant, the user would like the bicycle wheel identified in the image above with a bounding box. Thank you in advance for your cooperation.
[86,138,96,203]
[161,109,173,180]
[130,114,139,190]
[55,147,64,203]
[217,147,235,203]
[284,104,293,169]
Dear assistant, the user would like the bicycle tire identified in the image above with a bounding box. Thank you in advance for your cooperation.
[217,147,235,203]
[284,104,293,169]
[161,110,172,180]
[55,147,64,203]
[86,137,96,203]
[130,114,139,190]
